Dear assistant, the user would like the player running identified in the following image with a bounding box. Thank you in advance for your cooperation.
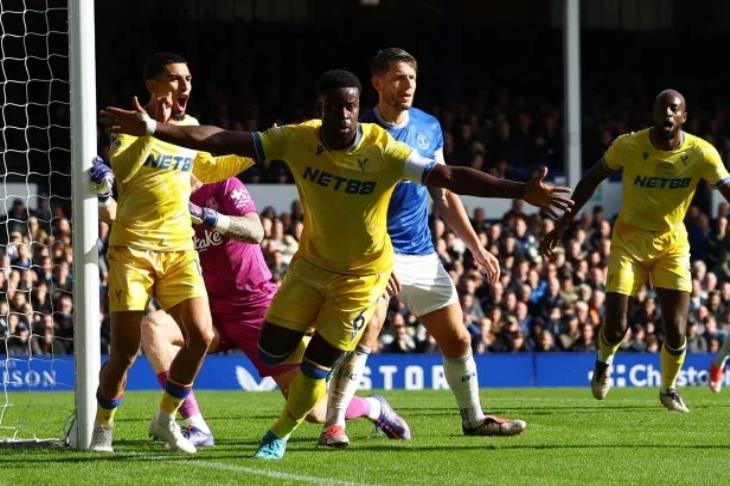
[541,89,730,412]
[91,53,253,454]
[100,68,573,460]
[320,48,522,448]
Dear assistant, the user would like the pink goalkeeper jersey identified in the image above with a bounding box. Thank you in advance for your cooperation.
[190,178,276,312]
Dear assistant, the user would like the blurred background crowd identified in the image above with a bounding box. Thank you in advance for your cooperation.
[2,192,730,358]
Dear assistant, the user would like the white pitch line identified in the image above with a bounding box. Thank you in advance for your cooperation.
[180,459,369,486]
[116,452,369,486]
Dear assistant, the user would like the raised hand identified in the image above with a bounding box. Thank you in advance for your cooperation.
[145,93,173,123]
[523,167,574,220]
[99,94,172,136]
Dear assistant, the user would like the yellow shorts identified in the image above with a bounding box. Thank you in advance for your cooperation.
[107,246,206,312]
[606,220,691,296]
[265,256,389,352]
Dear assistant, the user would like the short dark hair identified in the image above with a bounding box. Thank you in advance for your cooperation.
[143,52,187,81]
[371,47,418,75]
[315,69,362,96]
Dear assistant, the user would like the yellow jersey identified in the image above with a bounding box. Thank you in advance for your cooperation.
[109,115,254,250]
[604,128,730,233]
[254,120,424,275]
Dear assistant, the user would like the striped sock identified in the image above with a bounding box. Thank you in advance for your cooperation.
[271,361,329,439]
[95,391,123,426]
[160,379,192,416]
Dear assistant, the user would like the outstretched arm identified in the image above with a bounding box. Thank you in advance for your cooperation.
[99,97,259,160]
[425,165,574,219]
[540,158,613,259]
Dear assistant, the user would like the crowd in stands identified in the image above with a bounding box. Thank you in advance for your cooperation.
[2,189,730,358]
[6,26,730,356]
[0,196,89,356]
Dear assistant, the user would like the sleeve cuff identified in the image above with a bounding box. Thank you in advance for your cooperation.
[421,160,437,184]
[252,132,266,162]
[713,175,730,188]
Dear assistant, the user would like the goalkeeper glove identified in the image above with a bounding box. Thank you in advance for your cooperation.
[90,156,114,204]
[189,202,231,232]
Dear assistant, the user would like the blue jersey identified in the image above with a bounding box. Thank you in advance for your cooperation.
[361,107,445,255]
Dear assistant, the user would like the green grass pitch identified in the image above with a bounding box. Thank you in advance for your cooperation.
[1,388,728,485]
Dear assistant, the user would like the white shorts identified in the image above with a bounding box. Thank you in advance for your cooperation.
[392,252,459,317]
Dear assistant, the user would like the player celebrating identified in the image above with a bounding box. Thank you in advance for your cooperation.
[92,158,404,446]
[100,69,573,460]
[541,89,730,412]
[320,48,521,448]
[91,53,252,454]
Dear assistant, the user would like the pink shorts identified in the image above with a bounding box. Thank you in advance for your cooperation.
[212,300,299,377]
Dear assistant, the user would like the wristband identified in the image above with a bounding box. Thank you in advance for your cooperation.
[138,111,157,136]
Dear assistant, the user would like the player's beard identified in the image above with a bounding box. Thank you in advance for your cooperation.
[386,92,411,112]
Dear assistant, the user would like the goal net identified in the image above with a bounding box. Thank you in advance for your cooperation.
[0,0,99,447]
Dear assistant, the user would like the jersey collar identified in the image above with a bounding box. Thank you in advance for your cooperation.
[648,128,686,153]
[373,106,409,129]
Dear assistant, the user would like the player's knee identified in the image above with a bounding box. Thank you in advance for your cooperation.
[258,321,304,365]
[303,333,344,370]
[141,311,167,334]
[360,321,382,348]
[441,327,472,357]
[177,317,214,357]
[188,326,215,355]
[108,340,139,369]
[140,312,166,346]
[453,329,472,353]
[664,323,686,349]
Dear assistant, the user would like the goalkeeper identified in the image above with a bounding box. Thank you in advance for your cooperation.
[92,161,409,448]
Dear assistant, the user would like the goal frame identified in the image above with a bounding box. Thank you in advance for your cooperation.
[68,0,100,450]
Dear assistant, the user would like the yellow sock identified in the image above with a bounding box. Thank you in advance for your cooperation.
[95,406,118,427]
[271,363,328,439]
[160,379,192,415]
[661,339,687,390]
[95,391,122,426]
[598,328,622,364]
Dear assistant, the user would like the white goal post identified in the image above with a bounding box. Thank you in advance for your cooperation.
[68,0,100,450]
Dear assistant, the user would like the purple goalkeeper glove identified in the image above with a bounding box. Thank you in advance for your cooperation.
[90,156,114,202]
[189,202,219,228]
